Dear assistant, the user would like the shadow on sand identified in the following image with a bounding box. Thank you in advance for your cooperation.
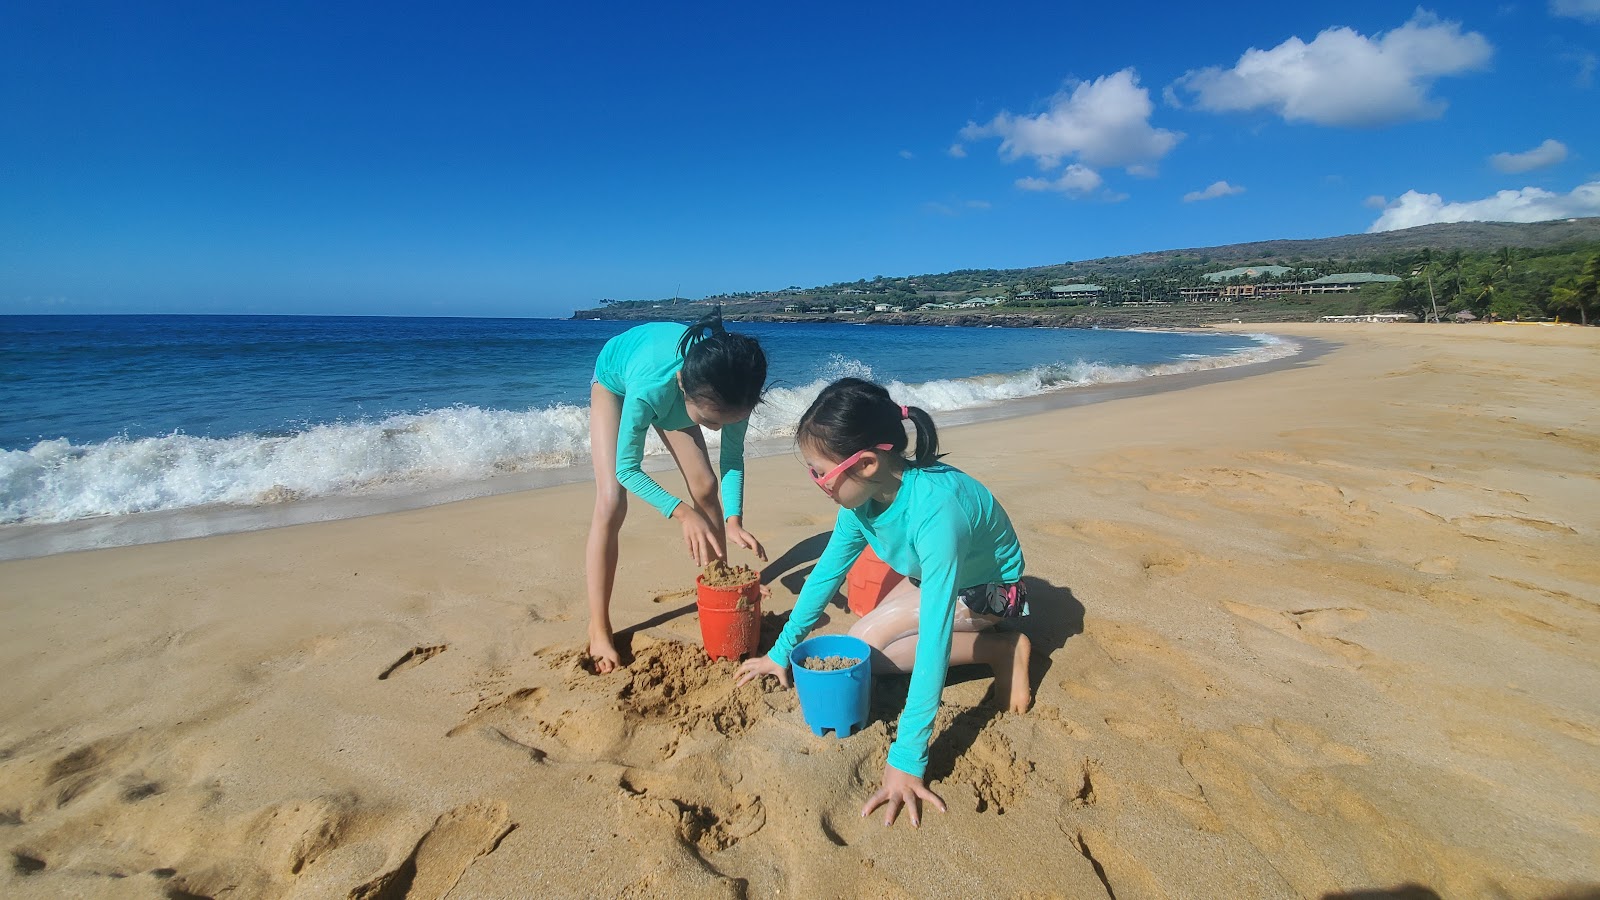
[889,576,1086,786]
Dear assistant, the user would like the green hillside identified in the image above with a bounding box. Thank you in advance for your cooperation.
[574,218,1600,326]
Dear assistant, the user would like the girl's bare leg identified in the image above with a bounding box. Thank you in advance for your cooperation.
[849,580,1033,712]
[585,383,628,673]
[656,425,727,556]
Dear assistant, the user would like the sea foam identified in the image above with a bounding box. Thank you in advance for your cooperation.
[0,334,1296,525]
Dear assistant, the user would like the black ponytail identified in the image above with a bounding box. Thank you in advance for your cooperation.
[797,377,941,467]
[677,307,768,413]
[676,308,727,357]
[904,405,940,467]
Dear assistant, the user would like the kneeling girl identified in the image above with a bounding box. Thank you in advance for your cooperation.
[737,377,1031,828]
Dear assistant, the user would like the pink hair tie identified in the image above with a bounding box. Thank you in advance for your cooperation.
[899,405,910,420]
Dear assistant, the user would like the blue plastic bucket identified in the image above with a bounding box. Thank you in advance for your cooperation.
[790,634,873,738]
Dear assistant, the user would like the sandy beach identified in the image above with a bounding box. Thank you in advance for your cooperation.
[1,323,1596,899]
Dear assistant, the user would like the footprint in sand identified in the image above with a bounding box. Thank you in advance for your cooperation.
[1090,620,1220,694]
[624,782,765,856]
[1221,600,1373,665]
[378,645,447,681]
[12,849,47,875]
[445,687,554,762]
[1139,548,1195,577]
[446,687,546,737]
[348,800,514,900]
[42,734,140,810]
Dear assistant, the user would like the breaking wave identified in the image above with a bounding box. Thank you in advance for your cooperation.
[0,334,1296,524]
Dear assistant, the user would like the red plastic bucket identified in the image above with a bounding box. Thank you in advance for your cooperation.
[846,546,903,618]
[696,574,761,660]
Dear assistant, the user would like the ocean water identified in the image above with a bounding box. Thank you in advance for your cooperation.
[0,315,1297,526]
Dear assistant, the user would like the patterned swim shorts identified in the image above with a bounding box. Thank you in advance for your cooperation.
[958,581,1030,618]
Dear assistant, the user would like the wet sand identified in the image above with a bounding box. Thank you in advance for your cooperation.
[0,323,1596,898]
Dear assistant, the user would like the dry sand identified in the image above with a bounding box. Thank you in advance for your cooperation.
[0,324,1596,899]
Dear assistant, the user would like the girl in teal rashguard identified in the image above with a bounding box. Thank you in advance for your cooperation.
[737,377,1032,828]
[586,310,768,673]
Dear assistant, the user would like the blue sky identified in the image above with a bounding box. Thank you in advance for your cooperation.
[2,1,1597,317]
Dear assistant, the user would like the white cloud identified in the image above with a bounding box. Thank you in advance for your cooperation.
[961,68,1182,171]
[1174,11,1492,127]
[1490,139,1569,173]
[1364,194,1389,209]
[1017,164,1105,197]
[1368,181,1600,231]
[965,199,991,209]
[1182,180,1246,202]
[899,150,915,160]
[948,143,967,158]
[1573,51,1598,86]
[1551,0,1600,22]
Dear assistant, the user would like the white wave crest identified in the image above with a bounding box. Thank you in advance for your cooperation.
[0,334,1297,524]
[0,404,590,524]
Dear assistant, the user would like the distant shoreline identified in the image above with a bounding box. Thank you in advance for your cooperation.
[571,307,1285,330]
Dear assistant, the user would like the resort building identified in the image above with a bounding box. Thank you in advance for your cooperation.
[1202,265,1294,283]
[1301,273,1402,294]
[1180,286,1222,302]
[1050,284,1105,300]
[1183,268,1402,301]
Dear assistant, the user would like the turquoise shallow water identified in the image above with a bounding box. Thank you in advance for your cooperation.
[0,315,1292,524]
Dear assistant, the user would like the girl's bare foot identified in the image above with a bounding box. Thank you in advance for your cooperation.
[988,632,1033,713]
[587,634,621,674]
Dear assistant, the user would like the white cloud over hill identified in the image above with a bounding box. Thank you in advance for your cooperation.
[1183,181,1246,202]
[1174,11,1492,127]
[1489,139,1569,173]
[961,68,1182,194]
[1368,181,1600,231]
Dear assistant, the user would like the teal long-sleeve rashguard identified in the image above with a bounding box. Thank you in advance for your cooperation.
[765,463,1024,778]
[592,322,748,520]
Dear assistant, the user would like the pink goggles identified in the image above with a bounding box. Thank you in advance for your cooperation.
[807,443,894,494]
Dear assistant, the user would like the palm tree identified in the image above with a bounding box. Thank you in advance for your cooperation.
[1554,254,1600,325]
[1474,248,1518,318]
[1413,249,1444,323]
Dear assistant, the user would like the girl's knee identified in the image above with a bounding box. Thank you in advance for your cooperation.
[847,617,873,641]
[687,481,718,510]
[594,489,628,523]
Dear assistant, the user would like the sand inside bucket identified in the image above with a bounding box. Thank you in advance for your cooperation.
[702,560,758,588]
[799,655,861,672]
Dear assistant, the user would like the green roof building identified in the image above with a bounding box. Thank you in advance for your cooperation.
[1203,265,1293,283]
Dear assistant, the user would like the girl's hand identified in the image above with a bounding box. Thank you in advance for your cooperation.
[674,505,724,566]
[735,655,790,688]
[725,516,767,562]
[861,765,946,828]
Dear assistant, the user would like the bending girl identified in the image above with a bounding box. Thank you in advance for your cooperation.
[587,310,768,673]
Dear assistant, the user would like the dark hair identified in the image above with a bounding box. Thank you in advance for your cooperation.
[797,377,940,467]
[676,308,767,412]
